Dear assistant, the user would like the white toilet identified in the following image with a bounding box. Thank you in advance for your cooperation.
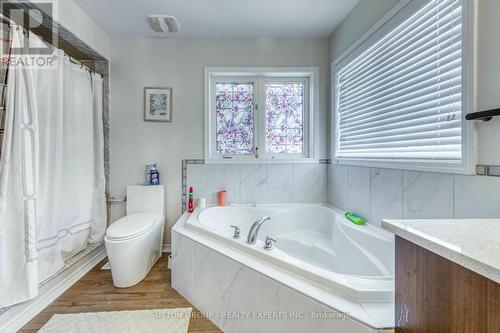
[105,185,165,288]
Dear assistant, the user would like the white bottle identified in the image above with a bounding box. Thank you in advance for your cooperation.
[198,197,207,209]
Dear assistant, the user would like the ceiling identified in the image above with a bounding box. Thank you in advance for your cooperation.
[73,0,359,38]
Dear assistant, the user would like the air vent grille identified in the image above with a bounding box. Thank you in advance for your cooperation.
[147,15,179,33]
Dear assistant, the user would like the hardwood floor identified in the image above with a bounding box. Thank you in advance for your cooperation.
[20,255,221,332]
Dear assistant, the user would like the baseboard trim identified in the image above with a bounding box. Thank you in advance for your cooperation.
[162,244,171,253]
[0,244,107,333]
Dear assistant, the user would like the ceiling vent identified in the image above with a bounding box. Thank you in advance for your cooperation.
[147,15,179,33]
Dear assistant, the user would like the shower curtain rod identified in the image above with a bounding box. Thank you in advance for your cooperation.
[0,13,104,79]
[0,12,18,26]
[68,56,104,79]
[0,15,29,35]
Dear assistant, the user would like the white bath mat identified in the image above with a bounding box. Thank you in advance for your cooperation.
[38,307,192,333]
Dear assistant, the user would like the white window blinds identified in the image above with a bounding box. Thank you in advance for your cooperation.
[334,0,464,162]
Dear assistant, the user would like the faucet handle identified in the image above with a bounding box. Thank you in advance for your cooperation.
[264,236,277,250]
[230,225,241,239]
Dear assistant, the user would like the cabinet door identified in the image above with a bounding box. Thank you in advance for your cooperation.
[395,236,500,333]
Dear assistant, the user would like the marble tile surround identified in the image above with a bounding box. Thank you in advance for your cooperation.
[328,165,500,227]
[171,230,384,333]
[187,161,500,225]
[186,163,327,206]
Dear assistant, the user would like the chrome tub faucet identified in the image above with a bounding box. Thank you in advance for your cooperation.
[247,216,270,244]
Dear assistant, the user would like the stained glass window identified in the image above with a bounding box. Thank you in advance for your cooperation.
[215,83,255,155]
[265,82,305,154]
[207,69,316,162]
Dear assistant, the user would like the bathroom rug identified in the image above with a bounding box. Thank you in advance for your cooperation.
[38,307,192,333]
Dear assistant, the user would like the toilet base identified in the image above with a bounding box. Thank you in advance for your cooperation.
[105,221,163,288]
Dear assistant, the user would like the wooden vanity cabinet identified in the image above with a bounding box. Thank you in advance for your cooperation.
[395,236,500,333]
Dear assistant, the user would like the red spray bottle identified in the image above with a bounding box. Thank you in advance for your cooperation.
[188,187,194,213]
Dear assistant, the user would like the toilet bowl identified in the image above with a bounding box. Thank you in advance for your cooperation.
[105,185,165,288]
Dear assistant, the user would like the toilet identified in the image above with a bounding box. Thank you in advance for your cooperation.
[105,185,165,288]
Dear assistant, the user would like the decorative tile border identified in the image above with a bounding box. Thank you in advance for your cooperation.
[329,162,499,177]
[182,159,205,212]
[476,165,500,177]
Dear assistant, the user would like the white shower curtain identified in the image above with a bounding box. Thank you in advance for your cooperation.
[0,28,39,306]
[0,28,106,307]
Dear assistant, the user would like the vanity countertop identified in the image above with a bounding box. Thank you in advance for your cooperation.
[382,218,500,284]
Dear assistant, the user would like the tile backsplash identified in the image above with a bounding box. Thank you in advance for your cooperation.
[186,163,327,206]
[185,161,500,226]
[328,165,500,227]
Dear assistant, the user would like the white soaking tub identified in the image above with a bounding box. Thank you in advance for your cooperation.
[185,204,395,303]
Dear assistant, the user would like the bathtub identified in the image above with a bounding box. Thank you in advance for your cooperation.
[185,204,395,303]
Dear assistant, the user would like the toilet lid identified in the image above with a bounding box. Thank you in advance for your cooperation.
[106,213,162,240]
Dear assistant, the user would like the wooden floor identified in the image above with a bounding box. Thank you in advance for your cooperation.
[20,255,221,332]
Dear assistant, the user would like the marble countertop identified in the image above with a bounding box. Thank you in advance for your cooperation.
[382,219,500,284]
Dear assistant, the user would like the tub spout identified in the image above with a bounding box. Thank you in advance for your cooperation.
[247,216,270,244]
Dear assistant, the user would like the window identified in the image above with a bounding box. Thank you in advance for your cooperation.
[205,68,318,163]
[265,81,305,155]
[332,0,475,174]
[215,82,255,155]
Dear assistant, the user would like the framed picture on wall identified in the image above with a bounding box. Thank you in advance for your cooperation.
[144,87,173,122]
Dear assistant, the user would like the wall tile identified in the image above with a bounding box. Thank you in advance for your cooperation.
[192,242,222,326]
[212,164,240,205]
[327,165,334,204]
[219,259,261,333]
[259,276,320,332]
[186,162,330,206]
[347,166,371,221]
[177,162,500,224]
[186,164,213,202]
[317,304,377,333]
[177,231,376,333]
[329,165,349,210]
[240,164,267,204]
[370,168,403,227]
[171,231,193,302]
[165,187,183,243]
[403,171,454,219]
[454,175,500,218]
[267,164,293,203]
[293,164,327,203]
[258,275,367,333]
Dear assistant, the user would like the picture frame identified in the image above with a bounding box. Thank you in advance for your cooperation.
[144,87,173,122]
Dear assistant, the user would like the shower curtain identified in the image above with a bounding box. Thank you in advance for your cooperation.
[0,28,106,307]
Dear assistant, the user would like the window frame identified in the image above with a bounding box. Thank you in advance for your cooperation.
[205,67,319,164]
[331,0,477,175]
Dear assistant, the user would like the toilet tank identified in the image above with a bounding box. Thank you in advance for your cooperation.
[126,185,165,217]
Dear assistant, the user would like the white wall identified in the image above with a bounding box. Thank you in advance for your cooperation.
[326,0,500,226]
[328,0,399,63]
[476,0,500,164]
[109,37,329,244]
